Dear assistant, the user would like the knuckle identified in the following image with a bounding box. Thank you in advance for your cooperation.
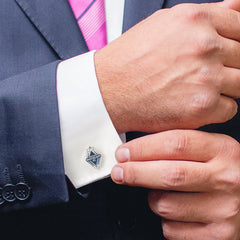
[155,195,172,218]
[174,4,204,22]
[214,170,240,192]
[190,91,217,116]
[164,165,186,188]
[164,130,189,155]
[196,66,212,84]
[175,131,189,153]
[226,174,240,191]
[225,198,240,219]
[193,32,219,56]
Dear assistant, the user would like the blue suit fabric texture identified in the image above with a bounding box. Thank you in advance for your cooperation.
[0,0,238,239]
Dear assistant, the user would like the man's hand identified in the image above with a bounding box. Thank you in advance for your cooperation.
[95,2,240,133]
[111,130,240,239]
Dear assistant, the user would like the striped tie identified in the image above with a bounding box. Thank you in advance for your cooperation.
[68,0,107,50]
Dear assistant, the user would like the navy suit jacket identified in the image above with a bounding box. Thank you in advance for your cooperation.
[0,0,239,239]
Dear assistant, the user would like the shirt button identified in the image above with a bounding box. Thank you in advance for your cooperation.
[3,184,16,202]
[14,183,31,201]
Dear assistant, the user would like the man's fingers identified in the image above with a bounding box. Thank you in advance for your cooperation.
[220,67,240,98]
[221,37,240,69]
[111,160,210,191]
[115,130,230,163]
[161,220,211,240]
[207,95,237,123]
[218,0,240,11]
[148,190,237,223]
[206,5,240,41]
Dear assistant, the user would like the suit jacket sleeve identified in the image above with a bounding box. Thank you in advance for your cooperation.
[0,61,69,212]
[0,0,83,212]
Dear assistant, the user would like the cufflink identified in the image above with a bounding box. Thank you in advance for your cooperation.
[85,147,102,169]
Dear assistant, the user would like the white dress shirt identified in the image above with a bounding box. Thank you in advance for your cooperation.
[57,0,125,188]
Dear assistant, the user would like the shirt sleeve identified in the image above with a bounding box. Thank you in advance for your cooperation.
[56,51,122,188]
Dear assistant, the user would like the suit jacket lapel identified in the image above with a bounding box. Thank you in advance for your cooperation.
[15,0,89,60]
[123,0,165,32]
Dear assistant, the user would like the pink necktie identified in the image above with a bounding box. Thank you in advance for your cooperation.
[68,0,107,50]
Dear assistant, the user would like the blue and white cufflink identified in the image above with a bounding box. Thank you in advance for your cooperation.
[86,147,102,169]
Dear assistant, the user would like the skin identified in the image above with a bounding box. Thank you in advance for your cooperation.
[112,130,240,239]
[95,0,240,238]
[95,0,240,134]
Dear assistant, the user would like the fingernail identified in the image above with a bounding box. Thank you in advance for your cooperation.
[111,166,124,183]
[115,148,130,162]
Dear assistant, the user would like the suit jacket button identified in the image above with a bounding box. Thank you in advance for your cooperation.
[3,184,16,202]
[0,187,5,205]
[15,183,31,201]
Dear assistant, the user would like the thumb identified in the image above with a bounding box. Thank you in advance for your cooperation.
[217,0,240,11]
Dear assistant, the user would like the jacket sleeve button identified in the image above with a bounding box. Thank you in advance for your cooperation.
[3,184,16,202]
[14,183,31,201]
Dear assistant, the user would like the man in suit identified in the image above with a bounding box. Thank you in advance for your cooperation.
[1,0,240,239]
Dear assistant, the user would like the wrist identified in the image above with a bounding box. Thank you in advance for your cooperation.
[94,48,128,133]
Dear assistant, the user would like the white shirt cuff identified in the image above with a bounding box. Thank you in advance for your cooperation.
[57,51,122,188]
